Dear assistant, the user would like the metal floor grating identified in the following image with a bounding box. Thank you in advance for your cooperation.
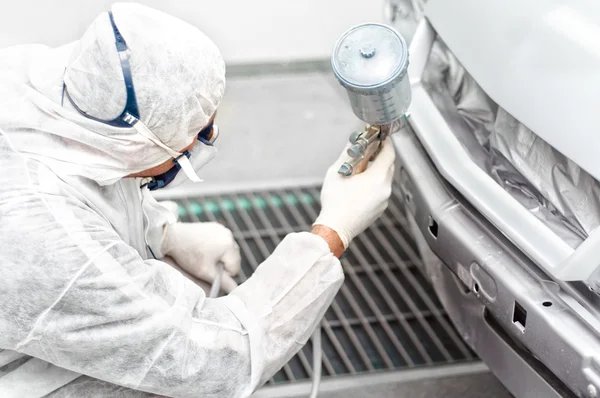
[173,185,477,385]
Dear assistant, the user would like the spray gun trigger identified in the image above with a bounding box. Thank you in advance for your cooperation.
[349,131,362,144]
[348,144,365,158]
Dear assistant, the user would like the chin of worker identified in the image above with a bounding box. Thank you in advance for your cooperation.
[0,3,395,398]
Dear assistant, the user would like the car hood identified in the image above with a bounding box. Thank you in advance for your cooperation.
[426,0,600,181]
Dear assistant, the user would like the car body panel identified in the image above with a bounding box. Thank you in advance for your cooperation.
[426,0,600,182]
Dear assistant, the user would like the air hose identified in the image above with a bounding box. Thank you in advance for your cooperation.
[208,262,224,298]
[309,325,323,398]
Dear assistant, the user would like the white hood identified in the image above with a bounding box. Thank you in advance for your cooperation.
[0,2,225,185]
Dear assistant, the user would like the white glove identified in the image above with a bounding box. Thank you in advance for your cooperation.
[161,222,242,293]
[314,137,396,248]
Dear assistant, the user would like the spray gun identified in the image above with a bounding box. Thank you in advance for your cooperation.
[331,23,412,176]
[306,26,413,398]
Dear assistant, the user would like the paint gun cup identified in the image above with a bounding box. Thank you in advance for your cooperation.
[331,23,411,177]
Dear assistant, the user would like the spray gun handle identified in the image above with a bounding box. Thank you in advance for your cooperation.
[352,137,382,175]
[337,115,409,177]
[338,125,382,177]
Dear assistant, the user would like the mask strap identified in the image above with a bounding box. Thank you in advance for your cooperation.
[176,154,203,183]
[63,11,141,128]
[108,10,200,183]
[107,11,140,121]
[128,115,201,182]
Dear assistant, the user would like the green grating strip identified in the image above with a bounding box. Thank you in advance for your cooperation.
[220,199,235,211]
[253,197,267,209]
[182,193,312,218]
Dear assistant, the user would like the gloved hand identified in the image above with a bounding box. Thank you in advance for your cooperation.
[161,222,242,293]
[314,137,396,248]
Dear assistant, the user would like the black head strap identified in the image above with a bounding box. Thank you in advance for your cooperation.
[63,11,140,128]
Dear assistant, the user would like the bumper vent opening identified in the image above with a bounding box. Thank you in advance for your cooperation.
[428,216,439,238]
[513,301,527,332]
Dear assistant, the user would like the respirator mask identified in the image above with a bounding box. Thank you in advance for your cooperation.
[145,123,219,191]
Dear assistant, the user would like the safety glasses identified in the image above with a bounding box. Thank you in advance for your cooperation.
[198,121,219,145]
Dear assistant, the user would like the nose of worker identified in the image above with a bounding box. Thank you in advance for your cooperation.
[63,2,226,182]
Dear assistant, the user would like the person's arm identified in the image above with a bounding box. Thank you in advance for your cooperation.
[230,137,396,389]
[311,225,344,258]
[1,179,341,398]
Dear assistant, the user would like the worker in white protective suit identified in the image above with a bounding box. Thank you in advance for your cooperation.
[0,3,395,397]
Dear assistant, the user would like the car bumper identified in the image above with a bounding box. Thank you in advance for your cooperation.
[391,126,600,398]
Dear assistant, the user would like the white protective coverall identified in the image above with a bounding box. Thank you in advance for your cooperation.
[0,3,395,397]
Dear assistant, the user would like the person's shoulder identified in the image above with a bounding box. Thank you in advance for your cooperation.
[0,44,48,83]
[0,136,67,199]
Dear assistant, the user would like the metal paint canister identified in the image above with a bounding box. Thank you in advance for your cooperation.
[332,23,410,125]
